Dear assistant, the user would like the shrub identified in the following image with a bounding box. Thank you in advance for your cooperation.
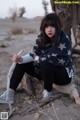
[10,26,23,35]
[24,28,37,34]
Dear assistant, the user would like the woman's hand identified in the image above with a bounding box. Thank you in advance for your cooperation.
[11,54,23,63]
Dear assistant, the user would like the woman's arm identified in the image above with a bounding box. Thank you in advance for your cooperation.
[12,53,34,64]
[21,54,34,63]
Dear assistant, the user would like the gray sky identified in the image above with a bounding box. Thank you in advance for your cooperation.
[0,0,52,18]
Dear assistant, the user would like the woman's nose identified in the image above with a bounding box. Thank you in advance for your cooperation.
[48,27,52,31]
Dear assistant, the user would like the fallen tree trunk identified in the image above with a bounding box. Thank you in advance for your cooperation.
[72,48,80,55]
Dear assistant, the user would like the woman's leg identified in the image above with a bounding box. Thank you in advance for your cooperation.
[40,61,55,92]
[53,83,80,104]
[0,62,41,103]
[40,61,71,91]
[40,61,80,103]
[40,61,57,100]
[10,62,41,91]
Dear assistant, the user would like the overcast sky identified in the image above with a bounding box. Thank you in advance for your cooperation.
[0,0,52,18]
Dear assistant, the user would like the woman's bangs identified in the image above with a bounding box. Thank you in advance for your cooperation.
[44,20,55,28]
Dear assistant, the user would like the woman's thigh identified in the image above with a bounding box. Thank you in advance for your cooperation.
[40,61,71,85]
[54,67,72,85]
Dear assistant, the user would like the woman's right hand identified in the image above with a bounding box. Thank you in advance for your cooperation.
[11,54,22,63]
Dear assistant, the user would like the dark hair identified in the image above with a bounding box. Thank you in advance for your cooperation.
[40,13,61,44]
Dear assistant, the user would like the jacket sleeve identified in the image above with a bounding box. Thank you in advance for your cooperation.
[21,53,34,63]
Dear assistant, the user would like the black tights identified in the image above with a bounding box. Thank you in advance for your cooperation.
[9,61,71,92]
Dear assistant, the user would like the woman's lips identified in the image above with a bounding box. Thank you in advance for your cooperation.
[48,33,53,35]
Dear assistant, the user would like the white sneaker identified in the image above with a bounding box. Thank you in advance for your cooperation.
[42,89,52,101]
[0,91,8,103]
[0,90,14,104]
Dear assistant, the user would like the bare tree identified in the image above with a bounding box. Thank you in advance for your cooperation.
[18,7,26,17]
[9,6,17,22]
[42,0,49,16]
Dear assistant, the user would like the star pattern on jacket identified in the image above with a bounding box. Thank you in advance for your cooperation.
[68,50,71,55]
[47,55,50,58]
[41,57,46,61]
[58,43,66,50]
[52,53,57,57]
[58,59,65,64]
[66,35,69,39]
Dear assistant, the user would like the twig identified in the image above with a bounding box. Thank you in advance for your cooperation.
[51,102,60,120]
[7,50,23,117]
[7,50,23,89]
[35,101,53,120]
[21,94,62,115]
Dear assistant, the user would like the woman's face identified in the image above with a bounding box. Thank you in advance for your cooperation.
[45,26,56,38]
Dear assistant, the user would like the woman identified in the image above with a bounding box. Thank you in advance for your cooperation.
[0,13,80,104]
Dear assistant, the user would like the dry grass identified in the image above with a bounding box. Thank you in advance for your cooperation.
[10,26,23,35]
[23,28,37,35]
[9,27,37,35]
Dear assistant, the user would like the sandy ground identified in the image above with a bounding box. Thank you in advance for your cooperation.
[0,17,80,120]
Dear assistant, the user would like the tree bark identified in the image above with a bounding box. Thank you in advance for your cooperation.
[50,0,80,47]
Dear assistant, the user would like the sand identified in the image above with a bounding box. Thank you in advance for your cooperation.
[0,17,80,120]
